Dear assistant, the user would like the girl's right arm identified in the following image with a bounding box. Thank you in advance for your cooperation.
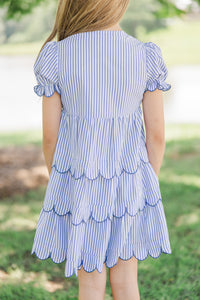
[142,89,165,177]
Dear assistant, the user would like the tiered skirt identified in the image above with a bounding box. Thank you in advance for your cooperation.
[31,106,172,277]
[31,159,172,278]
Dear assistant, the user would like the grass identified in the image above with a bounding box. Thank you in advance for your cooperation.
[137,18,200,66]
[0,42,42,56]
[0,124,200,299]
[0,18,200,66]
[0,130,42,148]
[1,123,199,148]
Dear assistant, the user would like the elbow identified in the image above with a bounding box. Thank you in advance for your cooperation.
[152,133,165,145]
[153,135,166,154]
[42,135,57,146]
[147,132,165,148]
[43,128,59,145]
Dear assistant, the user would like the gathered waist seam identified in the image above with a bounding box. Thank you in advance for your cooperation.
[61,106,142,120]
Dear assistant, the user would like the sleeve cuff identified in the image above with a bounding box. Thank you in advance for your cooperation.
[34,83,61,97]
[144,80,171,93]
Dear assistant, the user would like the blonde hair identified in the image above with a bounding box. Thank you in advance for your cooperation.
[37,0,129,58]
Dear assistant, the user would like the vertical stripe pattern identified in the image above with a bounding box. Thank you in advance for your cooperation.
[31,30,172,278]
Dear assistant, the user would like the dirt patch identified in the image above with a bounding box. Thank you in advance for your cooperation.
[0,145,49,199]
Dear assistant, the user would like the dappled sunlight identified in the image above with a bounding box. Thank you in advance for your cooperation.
[36,278,64,293]
[0,268,64,293]
[175,209,200,227]
[0,217,36,231]
[0,203,38,231]
[159,173,200,188]
[0,249,15,261]
[3,204,31,215]
[0,204,8,220]
[12,204,30,214]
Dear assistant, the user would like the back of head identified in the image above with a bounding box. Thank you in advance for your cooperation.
[37,0,130,59]
[55,0,130,39]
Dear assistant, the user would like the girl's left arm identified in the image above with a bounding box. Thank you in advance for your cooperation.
[42,91,62,176]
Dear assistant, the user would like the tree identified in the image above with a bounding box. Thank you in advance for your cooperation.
[0,0,199,44]
[1,0,199,20]
[0,0,45,19]
[0,2,57,43]
[121,0,187,37]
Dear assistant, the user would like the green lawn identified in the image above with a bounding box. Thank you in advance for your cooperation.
[0,18,200,66]
[0,124,200,299]
[0,130,42,148]
[138,18,200,66]
[0,42,42,56]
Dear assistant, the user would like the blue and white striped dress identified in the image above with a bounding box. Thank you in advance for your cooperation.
[31,29,172,278]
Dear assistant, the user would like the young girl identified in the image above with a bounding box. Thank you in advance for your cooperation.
[31,0,172,299]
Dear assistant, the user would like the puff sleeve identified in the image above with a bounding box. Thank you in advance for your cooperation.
[33,41,61,97]
[144,42,171,93]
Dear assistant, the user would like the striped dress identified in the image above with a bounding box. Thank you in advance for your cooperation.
[31,29,172,278]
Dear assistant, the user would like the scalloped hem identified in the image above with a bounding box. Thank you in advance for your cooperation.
[75,247,172,277]
[42,158,161,224]
[31,246,172,278]
[31,199,172,277]
[51,158,150,180]
[144,83,171,93]
[42,198,162,225]
[34,83,61,97]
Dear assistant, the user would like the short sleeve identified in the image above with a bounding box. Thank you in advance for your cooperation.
[33,41,61,97]
[144,42,171,93]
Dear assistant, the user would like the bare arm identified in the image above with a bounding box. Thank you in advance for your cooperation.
[142,89,165,177]
[42,91,62,176]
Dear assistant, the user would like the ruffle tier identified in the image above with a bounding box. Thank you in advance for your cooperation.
[51,105,149,179]
[34,83,61,97]
[144,80,171,93]
[41,160,161,225]
[31,160,172,277]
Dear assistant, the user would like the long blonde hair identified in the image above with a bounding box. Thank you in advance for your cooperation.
[37,0,129,58]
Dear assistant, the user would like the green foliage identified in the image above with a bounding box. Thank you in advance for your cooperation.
[122,0,165,37]
[0,0,192,21]
[155,0,186,18]
[0,0,44,20]
[0,2,57,44]
[1,0,200,45]
[0,0,184,45]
